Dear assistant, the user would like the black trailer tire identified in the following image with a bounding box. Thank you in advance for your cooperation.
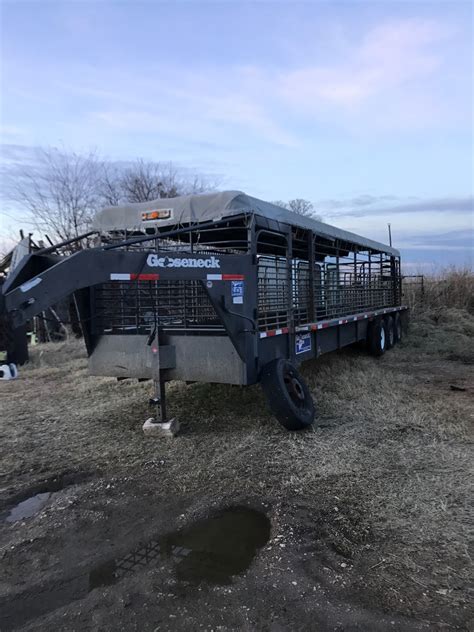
[394,312,402,343]
[261,359,315,431]
[385,315,395,349]
[367,319,387,357]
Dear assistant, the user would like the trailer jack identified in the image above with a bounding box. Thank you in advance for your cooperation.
[143,332,180,438]
[152,375,167,423]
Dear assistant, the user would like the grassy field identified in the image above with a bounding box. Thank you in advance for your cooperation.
[0,272,473,631]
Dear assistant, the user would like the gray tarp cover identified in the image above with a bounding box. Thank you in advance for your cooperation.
[92,190,399,256]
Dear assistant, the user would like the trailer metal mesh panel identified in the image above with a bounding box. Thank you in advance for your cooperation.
[92,280,222,334]
[256,238,400,333]
[257,256,289,331]
[90,213,401,336]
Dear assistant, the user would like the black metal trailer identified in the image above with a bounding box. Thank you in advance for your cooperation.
[3,191,407,430]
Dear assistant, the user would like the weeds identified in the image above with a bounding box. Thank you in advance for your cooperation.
[404,267,474,314]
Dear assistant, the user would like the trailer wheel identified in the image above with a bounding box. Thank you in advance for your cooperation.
[385,315,395,349]
[261,359,315,431]
[367,319,387,357]
[394,313,402,343]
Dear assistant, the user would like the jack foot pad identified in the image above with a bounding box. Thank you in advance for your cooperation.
[143,417,180,438]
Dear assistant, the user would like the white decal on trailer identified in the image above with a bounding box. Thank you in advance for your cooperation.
[147,254,220,269]
[19,277,42,293]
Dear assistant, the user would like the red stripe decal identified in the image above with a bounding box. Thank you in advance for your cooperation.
[131,273,160,281]
[222,274,244,280]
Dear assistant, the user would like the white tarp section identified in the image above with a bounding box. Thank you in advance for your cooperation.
[93,190,399,256]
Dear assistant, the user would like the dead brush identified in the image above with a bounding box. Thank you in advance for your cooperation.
[405,267,474,314]
[401,268,474,363]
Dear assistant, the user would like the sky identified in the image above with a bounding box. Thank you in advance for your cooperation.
[0,0,472,269]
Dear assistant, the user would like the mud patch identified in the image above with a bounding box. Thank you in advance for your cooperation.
[0,505,270,630]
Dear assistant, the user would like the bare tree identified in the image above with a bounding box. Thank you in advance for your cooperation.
[98,162,123,207]
[11,147,102,247]
[9,148,219,248]
[272,198,322,220]
[98,159,218,204]
[119,159,176,202]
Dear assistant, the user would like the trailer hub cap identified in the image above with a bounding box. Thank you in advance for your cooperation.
[284,372,306,405]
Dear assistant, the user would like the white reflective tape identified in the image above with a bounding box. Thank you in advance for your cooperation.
[260,332,267,338]
[20,277,42,293]
[206,274,222,281]
[275,329,282,335]
[110,273,131,281]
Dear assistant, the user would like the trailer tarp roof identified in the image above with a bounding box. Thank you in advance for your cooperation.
[93,190,400,256]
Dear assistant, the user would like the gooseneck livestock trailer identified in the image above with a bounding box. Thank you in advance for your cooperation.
[3,191,407,430]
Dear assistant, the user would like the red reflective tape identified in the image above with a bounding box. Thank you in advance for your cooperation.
[261,326,289,338]
[131,273,160,281]
[222,274,244,280]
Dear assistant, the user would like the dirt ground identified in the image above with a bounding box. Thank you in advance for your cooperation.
[0,309,473,631]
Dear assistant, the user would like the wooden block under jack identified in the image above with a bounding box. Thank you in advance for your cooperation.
[142,417,180,438]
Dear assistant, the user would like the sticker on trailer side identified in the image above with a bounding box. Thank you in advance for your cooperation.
[231,280,244,304]
[295,332,311,354]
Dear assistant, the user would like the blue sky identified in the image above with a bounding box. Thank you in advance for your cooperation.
[1,0,472,269]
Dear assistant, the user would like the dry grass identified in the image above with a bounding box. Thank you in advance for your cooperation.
[0,303,473,628]
[403,269,474,365]
[404,267,474,314]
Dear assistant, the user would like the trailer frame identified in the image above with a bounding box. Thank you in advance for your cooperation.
[3,192,408,430]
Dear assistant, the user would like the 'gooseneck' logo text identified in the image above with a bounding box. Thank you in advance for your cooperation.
[147,254,220,269]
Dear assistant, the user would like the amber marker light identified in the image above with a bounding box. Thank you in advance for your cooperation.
[141,209,172,221]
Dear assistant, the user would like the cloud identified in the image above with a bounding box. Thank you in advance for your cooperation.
[321,196,473,218]
[13,17,455,151]
[398,229,474,249]
[2,14,463,157]
[0,143,39,163]
[0,125,29,143]
[319,194,403,211]
[278,19,449,109]
[93,95,299,149]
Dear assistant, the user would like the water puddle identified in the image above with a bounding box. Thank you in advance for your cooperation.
[5,492,54,523]
[90,505,271,588]
[2,471,94,523]
[0,505,270,630]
